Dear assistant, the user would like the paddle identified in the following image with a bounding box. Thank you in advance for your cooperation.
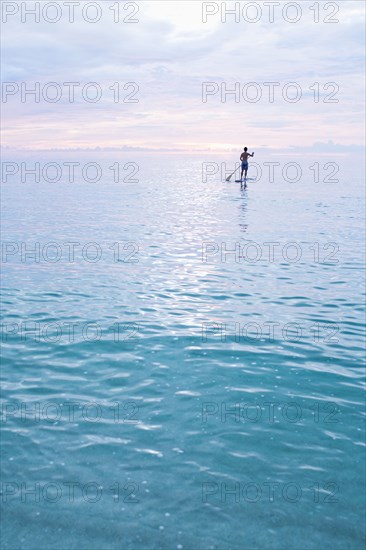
[226,165,240,182]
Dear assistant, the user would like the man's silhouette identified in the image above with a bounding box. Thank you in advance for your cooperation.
[240,147,255,180]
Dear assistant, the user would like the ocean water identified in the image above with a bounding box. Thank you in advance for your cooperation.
[1,153,365,549]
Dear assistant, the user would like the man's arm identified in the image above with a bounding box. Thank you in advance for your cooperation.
[250,152,254,157]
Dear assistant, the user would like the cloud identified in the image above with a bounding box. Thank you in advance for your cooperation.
[1,0,365,151]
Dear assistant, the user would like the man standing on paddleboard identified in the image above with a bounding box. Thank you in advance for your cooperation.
[240,147,255,180]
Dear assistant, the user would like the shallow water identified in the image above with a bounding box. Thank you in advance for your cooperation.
[1,153,365,549]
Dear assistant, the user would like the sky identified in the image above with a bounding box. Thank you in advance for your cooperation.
[1,0,365,152]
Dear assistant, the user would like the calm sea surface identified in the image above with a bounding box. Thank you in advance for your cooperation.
[1,153,365,549]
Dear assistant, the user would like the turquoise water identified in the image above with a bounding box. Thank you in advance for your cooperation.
[1,154,365,549]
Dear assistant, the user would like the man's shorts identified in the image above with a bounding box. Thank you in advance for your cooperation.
[241,162,248,170]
